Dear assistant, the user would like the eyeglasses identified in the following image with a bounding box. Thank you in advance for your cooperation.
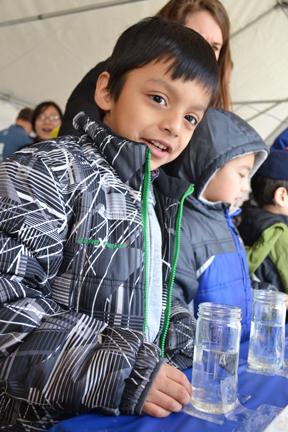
[37,115,60,121]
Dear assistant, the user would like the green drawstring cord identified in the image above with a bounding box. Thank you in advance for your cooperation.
[142,148,151,335]
[160,184,194,357]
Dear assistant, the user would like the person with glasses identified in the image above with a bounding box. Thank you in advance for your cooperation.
[32,101,63,142]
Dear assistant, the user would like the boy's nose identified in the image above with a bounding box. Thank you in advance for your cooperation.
[242,178,250,191]
[160,112,181,137]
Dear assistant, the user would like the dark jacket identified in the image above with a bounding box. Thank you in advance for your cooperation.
[59,60,109,135]
[0,113,194,431]
[239,206,288,294]
[270,127,288,151]
[165,107,268,342]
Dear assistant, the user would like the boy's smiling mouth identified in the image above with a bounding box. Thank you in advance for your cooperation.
[142,138,171,153]
[150,140,168,151]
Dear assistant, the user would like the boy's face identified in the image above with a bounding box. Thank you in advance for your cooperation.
[95,60,211,171]
[202,153,255,211]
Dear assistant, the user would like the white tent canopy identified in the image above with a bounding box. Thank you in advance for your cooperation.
[1,0,288,145]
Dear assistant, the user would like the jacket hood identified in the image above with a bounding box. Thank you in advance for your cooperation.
[239,205,288,246]
[73,111,148,191]
[165,107,269,200]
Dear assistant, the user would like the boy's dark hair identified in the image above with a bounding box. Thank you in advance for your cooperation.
[17,108,33,123]
[32,101,63,132]
[99,16,218,120]
[251,174,288,207]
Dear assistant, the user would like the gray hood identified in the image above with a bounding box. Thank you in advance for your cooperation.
[165,107,269,200]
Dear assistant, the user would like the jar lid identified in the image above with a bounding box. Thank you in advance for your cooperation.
[198,302,242,320]
[253,289,287,303]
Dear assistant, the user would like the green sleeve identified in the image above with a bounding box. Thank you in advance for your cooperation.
[270,227,288,294]
[245,223,288,276]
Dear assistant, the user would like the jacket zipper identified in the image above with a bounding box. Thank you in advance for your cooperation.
[160,184,194,357]
[226,210,249,340]
[142,148,151,335]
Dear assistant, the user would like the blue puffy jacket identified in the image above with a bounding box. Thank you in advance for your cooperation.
[195,208,252,342]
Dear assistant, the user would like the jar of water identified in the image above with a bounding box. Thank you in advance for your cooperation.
[191,303,241,415]
[248,290,286,373]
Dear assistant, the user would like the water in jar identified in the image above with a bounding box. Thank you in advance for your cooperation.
[248,320,284,372]
[191,342,238,414]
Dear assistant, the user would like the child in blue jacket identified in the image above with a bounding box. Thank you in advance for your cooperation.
[165,107,268,343]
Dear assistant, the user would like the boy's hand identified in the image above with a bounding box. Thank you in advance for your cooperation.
[142,363,192,417]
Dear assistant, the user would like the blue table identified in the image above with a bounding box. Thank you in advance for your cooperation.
[48,325,288,432]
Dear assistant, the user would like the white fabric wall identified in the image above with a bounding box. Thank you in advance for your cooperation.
[1,0,288,143]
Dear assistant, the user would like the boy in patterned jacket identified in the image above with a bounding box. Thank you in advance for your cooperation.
[0,17,218,430]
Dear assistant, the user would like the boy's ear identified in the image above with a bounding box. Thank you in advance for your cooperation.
[94,72,113,111]
[274,187,288,207]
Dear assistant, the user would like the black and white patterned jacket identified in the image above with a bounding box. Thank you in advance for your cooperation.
[0,113,195,431]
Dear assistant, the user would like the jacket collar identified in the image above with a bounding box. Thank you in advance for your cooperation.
[73,112,191,199]
[73,112,147,191]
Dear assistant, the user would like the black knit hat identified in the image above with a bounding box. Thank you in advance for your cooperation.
[256,149,288,180]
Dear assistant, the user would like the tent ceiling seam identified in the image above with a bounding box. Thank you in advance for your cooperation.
[0,94,35,108]
[276,0,288,19]
[0,0,148,27]
[233,99,288,105]
[234,103,288,126]
[231,5,277,39]
[265,115,288,142]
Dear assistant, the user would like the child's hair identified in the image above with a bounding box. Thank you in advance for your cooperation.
[17,108,33,123]
[251,174,288,207]
[100,17,218,120]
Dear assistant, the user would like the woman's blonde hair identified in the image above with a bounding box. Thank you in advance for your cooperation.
[156,0,232,110]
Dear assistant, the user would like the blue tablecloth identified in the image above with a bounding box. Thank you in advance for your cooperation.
[48,325,288,432]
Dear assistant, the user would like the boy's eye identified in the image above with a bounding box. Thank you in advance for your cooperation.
[185,115,197,125]
[151,95,165,105]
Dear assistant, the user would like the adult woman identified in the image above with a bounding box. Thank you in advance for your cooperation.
[59,0,231,135]
[157,0,232,110]
[32,101,63,142]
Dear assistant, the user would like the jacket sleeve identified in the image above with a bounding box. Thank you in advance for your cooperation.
[0,152,68,306]
[0,152,161,428]
[270,227,288,294]
[244,223,287,276]
[162,212,199,370]
[164,298,196,370]
[172,220,199,307]
[0,309,162,426]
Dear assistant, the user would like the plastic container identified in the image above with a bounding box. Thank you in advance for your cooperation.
[191,303,242,414]
[248,290,286,373]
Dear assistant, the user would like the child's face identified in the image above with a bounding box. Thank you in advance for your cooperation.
[95,60,211,171]
[202,153,255,211]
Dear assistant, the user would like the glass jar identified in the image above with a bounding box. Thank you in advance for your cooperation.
[248,290,286,373]
[191,303,242,415]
